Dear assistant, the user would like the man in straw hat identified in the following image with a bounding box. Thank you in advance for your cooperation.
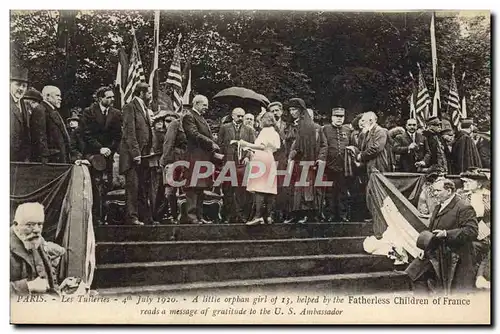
[10,66,31,162]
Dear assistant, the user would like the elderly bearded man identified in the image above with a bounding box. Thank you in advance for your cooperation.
[10,203,61,296]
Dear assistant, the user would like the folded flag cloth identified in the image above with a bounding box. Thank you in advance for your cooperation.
[344,146,360,177]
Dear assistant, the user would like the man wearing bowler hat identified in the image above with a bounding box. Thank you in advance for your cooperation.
[82,86,122,225]
[451,118,482,174]
[119,83,156,225]
[10,66,31,162]
[405,178,478,293]
[321,107,352,222]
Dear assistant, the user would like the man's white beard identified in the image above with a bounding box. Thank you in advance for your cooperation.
[23,237,42,251]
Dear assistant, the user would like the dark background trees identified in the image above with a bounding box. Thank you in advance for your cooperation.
[10,10,490,126]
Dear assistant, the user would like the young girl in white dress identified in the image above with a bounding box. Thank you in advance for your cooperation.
[236,112,281,225]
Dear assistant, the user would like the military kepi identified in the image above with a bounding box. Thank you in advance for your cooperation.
[460,118,474,128]
[332,107,345,116]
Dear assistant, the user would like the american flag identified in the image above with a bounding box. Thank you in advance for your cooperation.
[166,34,183,113]
[415,65,431,127]
[447,64,461,127]
[123,31,146,104]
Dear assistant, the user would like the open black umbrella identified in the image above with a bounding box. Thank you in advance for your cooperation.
[213,87,269,107]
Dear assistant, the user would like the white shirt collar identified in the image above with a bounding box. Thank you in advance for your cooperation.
[99,103,108,114]
[11,93,20,104]
[191,108,201,116]
[439,194,456,212]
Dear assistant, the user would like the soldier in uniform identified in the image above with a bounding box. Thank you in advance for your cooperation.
[321,107,352,222]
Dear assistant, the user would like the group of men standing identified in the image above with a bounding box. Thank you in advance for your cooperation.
[11,63,490,228]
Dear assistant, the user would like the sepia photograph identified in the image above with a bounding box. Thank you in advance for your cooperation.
[9,8,491,324]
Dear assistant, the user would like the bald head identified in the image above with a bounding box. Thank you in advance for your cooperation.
[192,95,209,114]
[42,85,62,108]
[232,107,245,124]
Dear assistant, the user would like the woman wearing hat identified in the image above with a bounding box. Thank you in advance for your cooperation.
[284,98,326,224]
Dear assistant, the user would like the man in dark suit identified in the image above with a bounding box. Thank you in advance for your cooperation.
[82,86,122,224]
[182,95,220,224]
[10,67,31,162]
[218,107,256,223]
[392,118,425,172]
[119,83,156,226]
[31,86,71,163]
[10,202,57,295]
[356,111,391,175]
[405,178,478,293]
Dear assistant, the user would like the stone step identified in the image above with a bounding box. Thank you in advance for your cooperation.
[96,271,410,296]
[95,222,373,242]
[96,237,366,264]
[93,253,395,289]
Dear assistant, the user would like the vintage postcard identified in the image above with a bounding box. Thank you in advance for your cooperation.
[9,9,491,324]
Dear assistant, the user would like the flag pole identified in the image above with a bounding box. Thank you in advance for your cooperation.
[149,10,160,112]
[430,12,440,118]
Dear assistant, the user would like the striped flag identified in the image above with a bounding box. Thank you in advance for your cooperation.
[415,65,431,127]
[166,34,183,113]
[123,30,146,104]
[447,64,461,127]
[149,10,160,112]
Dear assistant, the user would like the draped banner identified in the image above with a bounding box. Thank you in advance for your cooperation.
[366,172,466,256]
[366,172,429,239]
[10,163,95,287]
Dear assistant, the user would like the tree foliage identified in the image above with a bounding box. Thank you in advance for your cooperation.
[10,10,490,125]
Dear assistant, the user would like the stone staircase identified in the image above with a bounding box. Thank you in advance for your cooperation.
[93,222,410,295]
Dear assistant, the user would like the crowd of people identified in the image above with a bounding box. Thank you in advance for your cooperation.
[10,63,492,294]
[10,64,491,228]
